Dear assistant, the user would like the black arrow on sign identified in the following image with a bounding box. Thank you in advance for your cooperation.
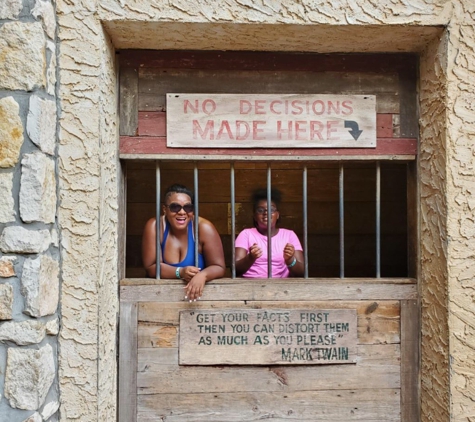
[344,121,363,141]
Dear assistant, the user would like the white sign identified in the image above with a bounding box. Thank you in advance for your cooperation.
[167,93,376,148]
[179,309,357,365]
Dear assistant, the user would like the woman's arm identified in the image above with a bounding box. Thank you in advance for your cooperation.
[183,217,226,301]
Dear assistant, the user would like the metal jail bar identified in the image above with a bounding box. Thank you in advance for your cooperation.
[339,163,345,279]
[267,164,272,278]
[194,165,199,268]
[231,163,236,279]
[155,161,161,279]
[376,162,381,278]
[303,166,308,279]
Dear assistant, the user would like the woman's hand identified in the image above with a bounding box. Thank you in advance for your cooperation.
[283,243,296,264]
[184,271,206,301]
[180,266,201,282]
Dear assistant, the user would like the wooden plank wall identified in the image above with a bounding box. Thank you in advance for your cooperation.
[119,51,418,157]
[126,160,408,278]
[119,279,419,422]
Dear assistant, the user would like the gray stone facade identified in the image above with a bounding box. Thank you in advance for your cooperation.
[0,0,59,420]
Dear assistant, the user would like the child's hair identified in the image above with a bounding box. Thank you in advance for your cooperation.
[164,184,194,203]
[251,187,282,210]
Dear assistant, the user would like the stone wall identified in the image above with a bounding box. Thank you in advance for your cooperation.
[0,0,60,421]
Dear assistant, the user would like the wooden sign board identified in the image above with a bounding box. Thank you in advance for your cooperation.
[167,94,376,148]
[179,309,357,365]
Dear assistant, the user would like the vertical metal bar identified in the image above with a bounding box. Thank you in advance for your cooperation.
[267,164,272,278]
[231,163,236,279]
[376,162,381,278]
[155,161,161,279]
[339,163,345,279]
[303,166,308,278]
[194,164,199,268]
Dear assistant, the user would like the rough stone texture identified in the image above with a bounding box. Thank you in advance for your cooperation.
[0,22,46,91]
[0,96,24,168]
[22,412,43,422]
[0,171,16,222]
[0,0,22,19]
[32,0,56,40]
[0,283,14,320]
[0,226,51,254]
[419,34,450,422]
[45,317,59,335]
[0,256,16,278]
[0,319,46,345]
[46,41,57,96]
[22,255,59,317]
[445,6,475,421]
[4,344,55,410]
[20,152,56,224]
[41,400,59,420]
[27,96,57,156]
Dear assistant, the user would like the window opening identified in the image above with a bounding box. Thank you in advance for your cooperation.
[129,159,410,280]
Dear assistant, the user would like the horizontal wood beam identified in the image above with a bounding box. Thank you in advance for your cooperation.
[120,136,417,159]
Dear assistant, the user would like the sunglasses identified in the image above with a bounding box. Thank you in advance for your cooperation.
[165,203,194,213]
[256,207,277,215]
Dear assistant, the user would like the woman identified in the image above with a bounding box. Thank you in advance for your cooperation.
[235,188,304,278]
[142,184,225,301]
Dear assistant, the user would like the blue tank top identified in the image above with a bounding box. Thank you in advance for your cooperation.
[161,219,205,268]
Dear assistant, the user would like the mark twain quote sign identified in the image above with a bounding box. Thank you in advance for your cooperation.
[167,93,376,148]
[179,309,357,365]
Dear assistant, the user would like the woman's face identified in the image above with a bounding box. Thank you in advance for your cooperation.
[163,193,194,230]
[253,199,279,230]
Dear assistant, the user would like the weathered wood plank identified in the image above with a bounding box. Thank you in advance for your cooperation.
[376,114,394,138]
[119,302,138,422]
[120,136,417,157]
[122,50,417,73]
[121,280,417,302]
[137,344,400,394]
[401,299,420,422]
[137,389,401,421]
[138,69,399,113]
[119,66,139,136]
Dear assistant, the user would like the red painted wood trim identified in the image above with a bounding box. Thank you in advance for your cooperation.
[376,114,394,138]
[120,136,417,156]
[138,111,166,136]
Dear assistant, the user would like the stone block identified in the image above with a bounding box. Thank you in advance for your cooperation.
[22,412,42,422]
[32,0,56,40]
[0,171,16,222]
[4,344,55,410]
[45,317,59,335]
[41,400,59,420]
[0,96,23,168]
[20,153,56,223]
[22,255,59,317]
[0,283,14,320]
[46,41,56,96]
[0,320,46,345]
[0,0,22,19]
[27,96,57,156]
[0,226,51,254]
[0,22,46,91]
[0,256,16,278]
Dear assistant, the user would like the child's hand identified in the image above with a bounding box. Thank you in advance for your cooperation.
[249,243,263,261]
[283,243,295,264]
